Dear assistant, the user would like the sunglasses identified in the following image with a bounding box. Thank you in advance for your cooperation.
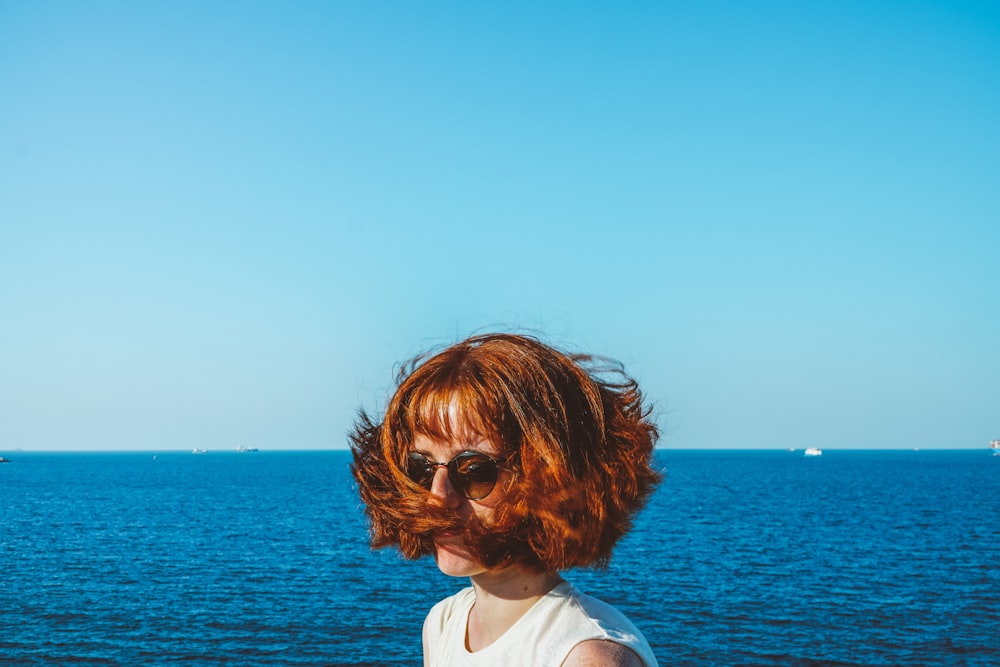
[406,450,509,500]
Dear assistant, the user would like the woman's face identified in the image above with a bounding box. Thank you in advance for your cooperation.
[411,431,510,578]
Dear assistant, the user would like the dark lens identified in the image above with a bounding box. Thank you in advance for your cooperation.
[406,452,435,489]
[450,452,498,500]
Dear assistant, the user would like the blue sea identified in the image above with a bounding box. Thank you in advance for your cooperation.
[1,449,997,666]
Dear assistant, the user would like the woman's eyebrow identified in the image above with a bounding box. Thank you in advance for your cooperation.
[463,442,504,458]
[409,446,437,459]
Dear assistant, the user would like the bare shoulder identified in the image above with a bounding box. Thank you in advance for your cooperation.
[561,639,645,667]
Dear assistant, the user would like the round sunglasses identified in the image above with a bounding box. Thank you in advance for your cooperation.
[406,450,509,500]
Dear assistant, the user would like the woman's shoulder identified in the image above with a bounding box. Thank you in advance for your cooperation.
[552,582,658,667]
[556,582,641,633]
[561,639,646,667]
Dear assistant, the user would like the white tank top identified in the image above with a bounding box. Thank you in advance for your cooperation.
[422,580,659,666]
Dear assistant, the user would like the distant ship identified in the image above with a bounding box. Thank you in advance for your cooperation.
[192,448,207,455]
[236,445,259,453]
[991,439,999,456]
[804,447,823,457]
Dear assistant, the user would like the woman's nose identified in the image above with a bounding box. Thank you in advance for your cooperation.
[429,465,461,507]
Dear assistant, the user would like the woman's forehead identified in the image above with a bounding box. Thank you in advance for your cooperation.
[410,391,494,437]
[410,391,501,454]
[416,407,492,443]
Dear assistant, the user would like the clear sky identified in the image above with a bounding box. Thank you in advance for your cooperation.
[2,1,997,451]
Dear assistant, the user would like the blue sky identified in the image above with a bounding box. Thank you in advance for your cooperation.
[1,1,997,451]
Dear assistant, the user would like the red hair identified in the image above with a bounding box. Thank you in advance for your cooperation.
[350,333,661,571]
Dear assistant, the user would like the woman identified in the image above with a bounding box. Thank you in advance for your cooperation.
[351,333,661,666]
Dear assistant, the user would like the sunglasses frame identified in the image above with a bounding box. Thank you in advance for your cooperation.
[406,450,511,500]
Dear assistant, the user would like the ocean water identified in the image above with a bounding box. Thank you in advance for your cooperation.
[1,449,997,666]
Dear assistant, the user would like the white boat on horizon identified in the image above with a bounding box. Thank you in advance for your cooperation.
[192,448,207,455]
[804,447,823,457]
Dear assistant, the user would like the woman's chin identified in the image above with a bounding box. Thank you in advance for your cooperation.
[433,541,485,578]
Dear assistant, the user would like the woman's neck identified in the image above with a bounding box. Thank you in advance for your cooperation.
[465,568,564,652]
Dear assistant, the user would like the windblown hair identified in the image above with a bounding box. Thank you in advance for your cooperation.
[350,333,661,572]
